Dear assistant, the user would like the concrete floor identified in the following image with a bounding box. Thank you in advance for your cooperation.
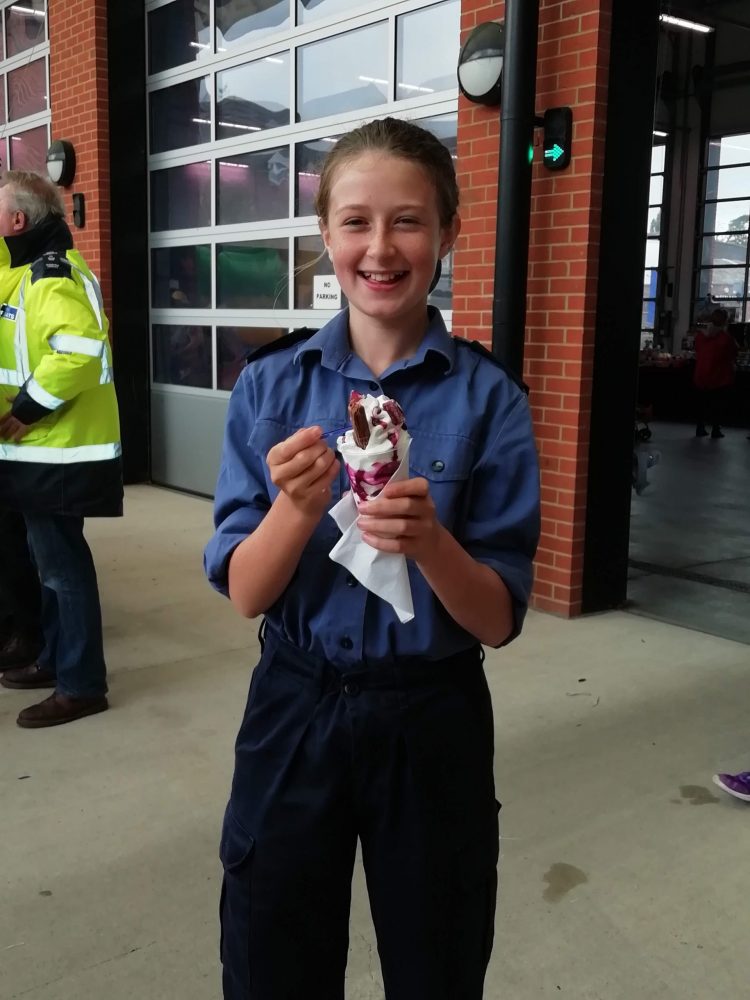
[2,485,749,999]
[629,421,750,644]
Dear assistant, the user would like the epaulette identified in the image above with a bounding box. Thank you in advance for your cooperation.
[30,251,73,284]
[244,328,317,366]
[453,336,529,395]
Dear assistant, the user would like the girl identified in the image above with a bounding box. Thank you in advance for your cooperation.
[205,117,540,999]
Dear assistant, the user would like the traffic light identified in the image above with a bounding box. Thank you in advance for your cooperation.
[543,107,572,171]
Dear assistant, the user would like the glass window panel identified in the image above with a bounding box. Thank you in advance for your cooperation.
[5,0,45,58]
[428,250,453,311]
[702,234,748,267]
[705,164,750,202]
[148,0,210,75]
[396,0,460,100]
[419,112,458,158]
[216,0,289,51]
[297,23,388,123]
[150,77,211,154]
[650,144,666,174]
[648,174,663,207]
[9,124,47,172]
[217,239,288,309]
[703,199,750,234]
[295,135,339,216]
[295,235,339,308]
[643,270,658,296]
[217,327,282,390]
[641,300,656,330]
[644,239,660,268]
[708,133,750,168]
[152,324,212,388]
[151,161,211,232]
[297,0,355,26]
[698,267,746,300]
[151,245,212,309]
[647,207,661,236]
[216,54,290,139]
[8,59,47,121]
[0,78,6,126]
[218,147,289,225]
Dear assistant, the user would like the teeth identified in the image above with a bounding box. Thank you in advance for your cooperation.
[362,272,404,282]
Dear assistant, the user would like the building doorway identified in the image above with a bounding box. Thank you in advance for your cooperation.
[627,1,750,643]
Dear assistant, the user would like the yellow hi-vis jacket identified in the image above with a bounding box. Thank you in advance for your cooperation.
[0,216,122,517]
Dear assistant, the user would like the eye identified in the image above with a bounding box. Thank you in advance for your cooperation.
[396,216,421,226]
[342,217,366,228]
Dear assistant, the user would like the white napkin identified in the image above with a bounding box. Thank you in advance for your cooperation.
[328,440,414,624]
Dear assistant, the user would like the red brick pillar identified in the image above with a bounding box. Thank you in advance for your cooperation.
[48,0,112,320]
[455,0,612,616]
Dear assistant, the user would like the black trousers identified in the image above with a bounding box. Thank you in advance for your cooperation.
[0,505,41,638]
[696,386,730,430]
[220,631,499,1000]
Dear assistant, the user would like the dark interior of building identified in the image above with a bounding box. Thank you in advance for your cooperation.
[628,0,750,643]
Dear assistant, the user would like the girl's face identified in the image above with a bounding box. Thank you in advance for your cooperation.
[319,152,459,333]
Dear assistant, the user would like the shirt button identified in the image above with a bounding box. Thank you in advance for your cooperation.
[340,636,353,650]
[343,681,360,696]
[431,459,445,472]
[346,576,357,588]
[369,382,379,391]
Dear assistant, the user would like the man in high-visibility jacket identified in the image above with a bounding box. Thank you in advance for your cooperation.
[0,170,122,728]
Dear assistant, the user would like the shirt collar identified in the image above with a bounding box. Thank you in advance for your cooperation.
[294,307,456,376]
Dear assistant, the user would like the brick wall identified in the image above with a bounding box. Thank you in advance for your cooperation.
[48,0,111,319]
[455,0,612,616]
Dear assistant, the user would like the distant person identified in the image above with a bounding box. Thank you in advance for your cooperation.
[0,170,122,728]
[693,308,737,438]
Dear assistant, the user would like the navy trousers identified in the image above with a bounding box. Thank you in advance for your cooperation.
[23,512,108,697]
[220,630,500,1000]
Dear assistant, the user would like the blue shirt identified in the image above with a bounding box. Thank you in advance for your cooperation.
[204,308,540,667]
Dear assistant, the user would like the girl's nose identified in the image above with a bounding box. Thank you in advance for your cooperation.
[368,226,395,259]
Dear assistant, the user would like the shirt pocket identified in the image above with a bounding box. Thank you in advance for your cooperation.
[409,432,475,531]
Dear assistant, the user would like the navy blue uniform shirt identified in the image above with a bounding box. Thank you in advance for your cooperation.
[204,308,540,667]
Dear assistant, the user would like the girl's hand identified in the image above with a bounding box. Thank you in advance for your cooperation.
[357,478,440,560]
[267,426,340,519]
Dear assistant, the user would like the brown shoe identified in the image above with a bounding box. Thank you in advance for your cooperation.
[17,692,109,729]
[1,664,56,689]
[0,634,41,672]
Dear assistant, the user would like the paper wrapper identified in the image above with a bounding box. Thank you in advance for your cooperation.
[328,438,414,624]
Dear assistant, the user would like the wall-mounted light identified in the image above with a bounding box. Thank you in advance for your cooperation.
[46,139,76,187]
[659,14,714,34]
[457,21,505,107]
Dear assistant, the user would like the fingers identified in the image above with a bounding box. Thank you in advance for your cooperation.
[379,477,429,501]
[267,426,324,466]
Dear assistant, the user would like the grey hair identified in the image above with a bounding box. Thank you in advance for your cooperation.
[0,170,65,225]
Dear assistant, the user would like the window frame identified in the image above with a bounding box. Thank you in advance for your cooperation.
[145,0,460,398]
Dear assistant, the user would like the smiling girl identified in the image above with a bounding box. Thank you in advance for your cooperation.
[205,117,540,999]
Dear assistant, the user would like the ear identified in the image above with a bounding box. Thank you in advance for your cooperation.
[12,211,26,234]
[318,217,331,257]
[440,213,461,258]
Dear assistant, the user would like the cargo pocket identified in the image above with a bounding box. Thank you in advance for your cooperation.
[219,805,255,988]
[448,808,500,990]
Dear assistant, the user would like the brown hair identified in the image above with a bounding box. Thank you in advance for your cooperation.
[315,117,459,227]
[0,170,65,225]
[710,307,728,327]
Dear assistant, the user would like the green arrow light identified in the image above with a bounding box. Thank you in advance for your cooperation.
[544,144,565,162]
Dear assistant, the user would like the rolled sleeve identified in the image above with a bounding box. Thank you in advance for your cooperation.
[204,373,270,597]
[461,392,540,644]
